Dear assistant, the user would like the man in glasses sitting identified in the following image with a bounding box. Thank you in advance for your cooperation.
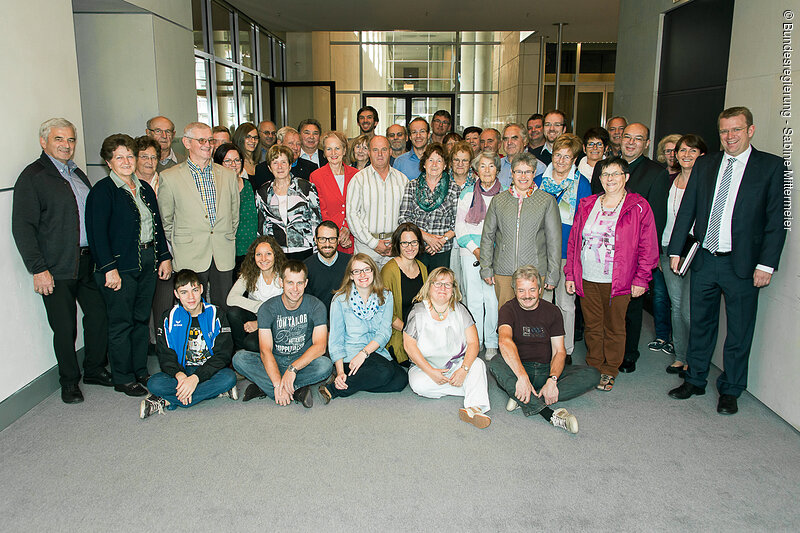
[304,221,352,313]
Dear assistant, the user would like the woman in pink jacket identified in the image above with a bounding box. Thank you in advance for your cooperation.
[564,157,658,391]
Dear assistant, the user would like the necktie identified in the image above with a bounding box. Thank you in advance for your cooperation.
[706,157,734,253]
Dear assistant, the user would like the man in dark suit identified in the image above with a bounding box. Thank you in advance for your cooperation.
[252,126,316,190]
[667,107,786,415]
[12,118,111,403]
[297,119,327,170]
[591,122,670,372]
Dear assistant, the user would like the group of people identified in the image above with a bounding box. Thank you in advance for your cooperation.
[12,103,785,434]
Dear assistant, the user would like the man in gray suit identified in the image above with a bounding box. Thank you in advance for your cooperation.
[158,122,239,310]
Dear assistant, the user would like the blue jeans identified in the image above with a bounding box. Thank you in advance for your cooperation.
[489,356,599,416]
[147,366,237,409]
[232,350,333,398]
[660,254,690,364]
[651,263,672,341]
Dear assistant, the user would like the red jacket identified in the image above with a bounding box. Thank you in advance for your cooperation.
[310,163,358,253]
[564,192,659,298]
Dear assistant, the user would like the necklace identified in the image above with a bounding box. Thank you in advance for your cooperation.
[430,301,449,320]
[600,192,626,215]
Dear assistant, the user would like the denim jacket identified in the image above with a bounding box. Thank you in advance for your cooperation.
[328,290,393,363]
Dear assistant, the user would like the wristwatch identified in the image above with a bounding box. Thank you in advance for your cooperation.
[549,375,558,383]
[461,364,470,373]
[287,364,297,374]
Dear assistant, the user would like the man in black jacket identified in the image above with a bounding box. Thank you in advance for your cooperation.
[591,122,670,373]
[12,118,110,404]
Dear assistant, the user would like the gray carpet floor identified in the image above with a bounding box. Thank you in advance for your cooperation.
[2,316,799,532]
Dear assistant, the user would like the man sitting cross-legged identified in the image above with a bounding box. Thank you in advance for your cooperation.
[232,261,333,407]
[489,265,599,433]
[141,269,238,418]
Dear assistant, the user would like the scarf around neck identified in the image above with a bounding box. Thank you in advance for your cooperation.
[539,165,580,225]
[415,171,451,212]
[349,289,379,320]
[465,179,502,224]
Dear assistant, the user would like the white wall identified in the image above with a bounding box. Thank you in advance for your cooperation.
[617,0,800,428]
[0,0,86,402]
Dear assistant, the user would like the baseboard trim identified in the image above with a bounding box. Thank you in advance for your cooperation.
[0,364,61,432]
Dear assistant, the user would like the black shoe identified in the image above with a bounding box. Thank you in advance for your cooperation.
[114,382,149,397]
[618,360,636,373]
[666,364,685,375]
[61,384,84,404]
[83,370,113,387]
[717,394,738,415]
[565,354,573,366]
[668,382,705,400]
[135,374,150,387]
[243,383,267,402]
[293,385,313,408]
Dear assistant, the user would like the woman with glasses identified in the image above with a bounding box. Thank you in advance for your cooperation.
[404,267,491,429]
[381,223,428,365]
[214,143,257,274]
[318,254,407,403]
[480,152,562,309]
[398,143,460,272]
[233,122,261,177]
[226,235,285,352]
[455,150,502,359]
[310,131,357,253]
[255,144,321,261]
[86,134,172,397]
[448,140,476,294]
[134,136,162,196]
[533,133,592,364]
[564,157,658,391]
[657,134,682,176]
[579,127,610,180]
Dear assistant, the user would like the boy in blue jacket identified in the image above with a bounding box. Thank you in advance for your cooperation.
[140,269,238,418]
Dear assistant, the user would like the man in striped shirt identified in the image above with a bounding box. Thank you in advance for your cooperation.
[346,136,407,267]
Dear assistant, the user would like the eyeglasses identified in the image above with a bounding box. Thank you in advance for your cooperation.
[186,137,215,145]
[147,128,173,136]
[316,236,338,243]
[552,153,573,161]
[432,281,453,289]
[544,122,564,128]
[432,119,450,125]
[138,154,158,161]
[600,171,626,179]
[719,127,747,135]
[399,240,419,247]
[585,141,604,148]
[351,267,373,276]
[223,158,242,165]
[664,148,675,154]
[245,134,259,141]
[513,169,534,176]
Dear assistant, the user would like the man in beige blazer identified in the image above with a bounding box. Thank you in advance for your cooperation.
[158,122,239,309]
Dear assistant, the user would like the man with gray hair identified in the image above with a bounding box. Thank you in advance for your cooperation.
[497,123,545,188]
[489,265,598,433]
[297,118,327,169]
[146,115,183,173]
[158,122,239,309]
[12,118,110,404]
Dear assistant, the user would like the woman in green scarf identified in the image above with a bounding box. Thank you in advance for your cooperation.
[398,143,460,272]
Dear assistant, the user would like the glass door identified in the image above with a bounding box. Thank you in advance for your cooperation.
[363,92,455,135]
[575,85,613,137]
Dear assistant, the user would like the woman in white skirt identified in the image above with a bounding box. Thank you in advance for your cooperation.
[403,267,491,428]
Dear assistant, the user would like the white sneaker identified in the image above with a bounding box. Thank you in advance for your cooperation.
[506,397,520,411]
[484,347,498,360]
[219,386,239,401]
[550,408,578,434]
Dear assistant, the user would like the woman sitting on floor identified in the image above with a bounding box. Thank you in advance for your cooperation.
[226,235,285,352]
[318,254,408,403]
[403,267,491,429]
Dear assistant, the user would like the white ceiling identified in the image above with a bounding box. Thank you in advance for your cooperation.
[228,0,621,42]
